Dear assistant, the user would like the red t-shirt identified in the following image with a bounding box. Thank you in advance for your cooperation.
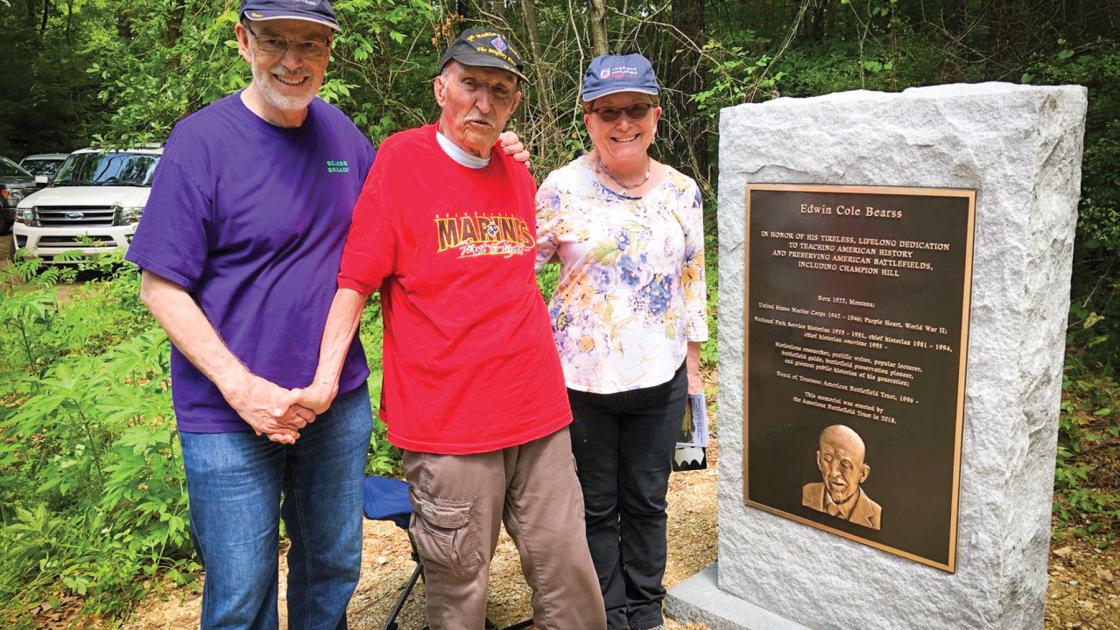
[338,124,571,454]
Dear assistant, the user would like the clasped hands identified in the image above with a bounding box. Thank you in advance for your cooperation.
[223,372,337,444]
[220,132,528,444]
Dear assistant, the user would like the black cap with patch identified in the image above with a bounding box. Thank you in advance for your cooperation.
[439,28,528,83]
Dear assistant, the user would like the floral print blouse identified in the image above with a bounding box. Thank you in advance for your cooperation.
[535,155,708,394]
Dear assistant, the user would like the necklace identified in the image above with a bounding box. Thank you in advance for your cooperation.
[597,156,651,193]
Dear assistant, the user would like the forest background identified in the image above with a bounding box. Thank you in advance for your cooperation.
[0,0,1117,626]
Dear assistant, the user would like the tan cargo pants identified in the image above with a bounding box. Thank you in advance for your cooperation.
[403,427,607,630]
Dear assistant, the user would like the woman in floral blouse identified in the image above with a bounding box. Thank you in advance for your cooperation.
[535,53,708,630]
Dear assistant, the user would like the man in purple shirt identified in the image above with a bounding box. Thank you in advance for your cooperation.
[127,2,374,626]
[126,1,526,627]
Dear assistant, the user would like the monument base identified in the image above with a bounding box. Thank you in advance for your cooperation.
[666,564,810,630]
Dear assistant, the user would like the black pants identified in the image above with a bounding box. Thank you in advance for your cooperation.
[567,363,687,630]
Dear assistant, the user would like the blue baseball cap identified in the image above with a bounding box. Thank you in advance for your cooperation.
[239,0,340,31]
[580,53,660,102]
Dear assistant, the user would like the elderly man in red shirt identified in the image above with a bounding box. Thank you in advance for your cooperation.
[296,27,606,630]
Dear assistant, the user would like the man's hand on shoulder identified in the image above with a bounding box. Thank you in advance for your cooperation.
[499,130,531,165]
[220,372,315,444]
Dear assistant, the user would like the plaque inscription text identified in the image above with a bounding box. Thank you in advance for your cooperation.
[744,184,975,572]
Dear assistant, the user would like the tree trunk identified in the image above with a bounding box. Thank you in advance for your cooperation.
[40,0,49,34]
[165,0,186,68]
[945,0,966,81]
[520,0,558,163]
[986,0,1008,66]
[588,0,608,56]
[669,0,707,179]
[949,0,966,41]
[810,0,827,42]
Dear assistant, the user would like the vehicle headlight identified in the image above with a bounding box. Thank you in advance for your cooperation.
[15,206,37,226]
[115,205,144,224]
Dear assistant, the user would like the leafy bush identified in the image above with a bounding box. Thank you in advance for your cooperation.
[0,257,403,622]
[88,0,441,149]
[0,258,192,621]
[1054,354,1120,545]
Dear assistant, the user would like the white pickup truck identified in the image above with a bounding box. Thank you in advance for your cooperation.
[12,147,162,261]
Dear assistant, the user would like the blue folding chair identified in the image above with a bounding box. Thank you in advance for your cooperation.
[362,476,534,630]
[363,476,420,630]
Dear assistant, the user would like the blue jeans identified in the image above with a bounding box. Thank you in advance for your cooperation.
[180,383,373,630]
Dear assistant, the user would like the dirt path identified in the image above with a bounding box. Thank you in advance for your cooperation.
[125,440,719,630]
[1046,532,1120,629]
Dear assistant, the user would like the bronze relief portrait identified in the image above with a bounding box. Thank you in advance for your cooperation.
[802,425,882,531]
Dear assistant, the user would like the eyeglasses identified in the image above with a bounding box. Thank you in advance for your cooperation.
[589,103,655,123]
[244,23,331,60]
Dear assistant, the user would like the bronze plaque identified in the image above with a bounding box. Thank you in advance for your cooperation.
[743,183,975,572]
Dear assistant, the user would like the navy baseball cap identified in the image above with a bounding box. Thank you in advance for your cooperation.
[580,53,660,102]
[440,28,528,83]
[240,0,340,31]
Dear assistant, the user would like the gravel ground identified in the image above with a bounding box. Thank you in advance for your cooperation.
[1046,532,1120,629]
[126,420,722,630]
[122,457,717,630]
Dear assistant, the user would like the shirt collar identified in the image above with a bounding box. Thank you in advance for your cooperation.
[436,130,491,169]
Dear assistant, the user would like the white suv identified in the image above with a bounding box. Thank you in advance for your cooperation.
[12,147,162,261]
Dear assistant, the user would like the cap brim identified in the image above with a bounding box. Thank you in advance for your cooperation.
[581,86,659,102]
[448,52,529,84]
[242,10,340,31]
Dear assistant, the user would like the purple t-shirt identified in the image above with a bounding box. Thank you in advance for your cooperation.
[127,92,375,433]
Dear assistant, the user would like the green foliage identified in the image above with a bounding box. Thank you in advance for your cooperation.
[1054,356,1120,546]
[0,0,107,157]
[0,257,406,622]
[357,294,401,477]
[693,42,783,119]
[0,257,194,621]
[86,0,442,148]
[88,6,248,149]
[536,262,560,300]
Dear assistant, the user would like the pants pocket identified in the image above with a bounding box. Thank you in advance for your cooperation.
[570,453,588,516]
[408,486,479,576]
